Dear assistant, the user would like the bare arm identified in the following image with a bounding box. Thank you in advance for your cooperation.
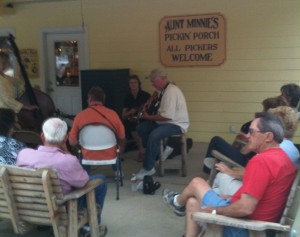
[216,193,258,217]
[215,162,245,180]
[202,193,258,218]
[240,143,253,155]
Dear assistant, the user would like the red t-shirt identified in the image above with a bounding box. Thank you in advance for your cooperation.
[231,147,297,222]
[69,104,125,160]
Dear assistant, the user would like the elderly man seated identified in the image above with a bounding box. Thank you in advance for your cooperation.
[17,117,108,237]
[163,112,297,237]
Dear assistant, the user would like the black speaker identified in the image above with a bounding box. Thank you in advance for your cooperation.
[80,69,130,117]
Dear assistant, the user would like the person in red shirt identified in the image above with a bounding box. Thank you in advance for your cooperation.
[162,112,297,237]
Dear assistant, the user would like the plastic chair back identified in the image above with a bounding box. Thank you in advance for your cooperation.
[79,123,117,151]
[78,123,123,200]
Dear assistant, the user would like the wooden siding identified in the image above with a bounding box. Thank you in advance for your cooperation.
[0,0,299,142]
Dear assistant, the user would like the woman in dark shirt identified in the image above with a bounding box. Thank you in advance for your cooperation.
[122,75,150,161]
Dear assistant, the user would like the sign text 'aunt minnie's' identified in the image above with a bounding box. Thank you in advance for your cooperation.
[159,13,226,67]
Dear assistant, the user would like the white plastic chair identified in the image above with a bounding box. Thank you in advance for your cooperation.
[78,123,123,200]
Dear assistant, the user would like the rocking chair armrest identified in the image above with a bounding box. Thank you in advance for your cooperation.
[192,212,290,232]
[211,150,244,168]
[57,179,102,204]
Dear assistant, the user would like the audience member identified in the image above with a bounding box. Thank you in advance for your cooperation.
[203,96,287,173]
[135,69,189,179]
[163,112,297,237]
[16,117,107,237]
[280,83,300,109]
[69,86,125,171]
[122,75,150,161]
[0,108,26,165]
[213,106,299,196]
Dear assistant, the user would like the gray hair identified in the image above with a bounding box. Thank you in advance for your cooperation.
[255,112,285,143]
[42,117,68,145]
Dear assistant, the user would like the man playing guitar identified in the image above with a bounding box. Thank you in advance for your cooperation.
[135,68,190,180]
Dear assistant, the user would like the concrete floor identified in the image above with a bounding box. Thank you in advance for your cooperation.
[0,142,208,237]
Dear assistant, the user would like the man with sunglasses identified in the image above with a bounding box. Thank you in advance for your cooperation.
[163,112,297,237]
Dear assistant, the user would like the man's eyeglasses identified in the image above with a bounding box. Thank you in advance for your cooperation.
[248,128,269,135]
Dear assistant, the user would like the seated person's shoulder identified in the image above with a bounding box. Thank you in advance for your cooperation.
[18,147,35,155]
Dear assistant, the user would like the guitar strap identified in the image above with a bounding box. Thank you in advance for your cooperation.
[152,82,170,115]
[89,106,117,134]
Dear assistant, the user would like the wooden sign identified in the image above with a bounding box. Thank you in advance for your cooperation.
[159,13,226,67]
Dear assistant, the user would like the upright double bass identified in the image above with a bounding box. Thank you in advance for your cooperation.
[6,35,56,132]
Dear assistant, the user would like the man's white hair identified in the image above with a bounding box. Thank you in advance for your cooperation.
[42,117,68,144]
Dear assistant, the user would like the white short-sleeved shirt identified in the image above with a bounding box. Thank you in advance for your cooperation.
[157,83,189,133]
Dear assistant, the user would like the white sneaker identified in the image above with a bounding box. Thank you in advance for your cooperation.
[162,146,174,161]
[203,157,216,170]
[136,167,156,180]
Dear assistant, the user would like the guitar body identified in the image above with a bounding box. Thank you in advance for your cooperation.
[136,91,159,120]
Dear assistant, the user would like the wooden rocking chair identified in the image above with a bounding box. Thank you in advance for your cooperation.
[0,164,102,237]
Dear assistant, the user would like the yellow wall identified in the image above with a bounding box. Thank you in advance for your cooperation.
[0,0,300,142]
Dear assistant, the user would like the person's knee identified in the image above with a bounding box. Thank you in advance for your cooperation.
[186,197,200,213]
[190,177,207,188]
[90,174,106,182]
[89,175,107,190]
[211,136,223,144]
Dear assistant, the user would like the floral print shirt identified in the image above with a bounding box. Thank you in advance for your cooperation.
[0,136,26,165]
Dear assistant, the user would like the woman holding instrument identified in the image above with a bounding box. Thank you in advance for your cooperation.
[122,75,150,161]
[1,35,56,133]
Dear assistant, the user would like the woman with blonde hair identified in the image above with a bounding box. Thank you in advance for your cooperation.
[212,106,299,197]
[268,106,299,164]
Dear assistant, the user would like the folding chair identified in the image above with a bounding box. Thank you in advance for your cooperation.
[78,123,123,200]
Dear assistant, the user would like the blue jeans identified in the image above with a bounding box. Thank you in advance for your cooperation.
[203,136,253,174]
[202,190,249,237]
[78,174,107,224]
[137,121,182,170]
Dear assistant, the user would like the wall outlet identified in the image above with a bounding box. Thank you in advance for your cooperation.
[229,125,236,133]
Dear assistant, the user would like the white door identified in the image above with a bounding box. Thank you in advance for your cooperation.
[42,30,88,117]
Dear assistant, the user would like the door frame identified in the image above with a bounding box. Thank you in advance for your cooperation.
[39,27,89,92]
